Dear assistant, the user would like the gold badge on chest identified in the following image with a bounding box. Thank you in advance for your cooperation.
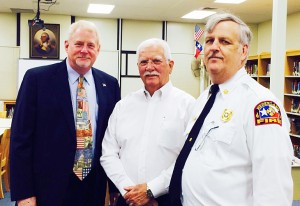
[221,109,233,122]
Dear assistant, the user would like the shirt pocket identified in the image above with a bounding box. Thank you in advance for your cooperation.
[158,119,185,150]
[210,122,236,150]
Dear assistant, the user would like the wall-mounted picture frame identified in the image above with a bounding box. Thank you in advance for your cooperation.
[30,24,60,59]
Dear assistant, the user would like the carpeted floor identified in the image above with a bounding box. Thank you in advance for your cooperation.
[0,191,15,206]
[0,191,299,206]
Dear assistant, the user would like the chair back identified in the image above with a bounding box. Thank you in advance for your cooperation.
[1,129,10,161]
[0,111,7,118]
[0,128,11,198]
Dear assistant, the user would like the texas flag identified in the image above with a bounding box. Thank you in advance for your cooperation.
[194,41,202,58]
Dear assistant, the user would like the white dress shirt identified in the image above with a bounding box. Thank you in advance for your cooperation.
[101,81,195,197]
[182,68,294,206]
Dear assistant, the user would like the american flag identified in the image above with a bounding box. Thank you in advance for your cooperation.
[77,136,85,149]
[74,168,83,180]
[82,167,91,179]
[194,25,204,41]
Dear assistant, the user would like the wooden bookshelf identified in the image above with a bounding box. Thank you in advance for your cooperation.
[246,53,271,89]
[2,100,15,118]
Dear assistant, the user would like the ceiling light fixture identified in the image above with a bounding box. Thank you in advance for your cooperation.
[182,10,216,20]
[214,0,246,4]
[87,4,115,14]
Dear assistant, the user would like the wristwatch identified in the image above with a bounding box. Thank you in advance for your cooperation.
[146,184,154,198]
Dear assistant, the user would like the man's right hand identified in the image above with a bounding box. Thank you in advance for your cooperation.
[17,197,37,206]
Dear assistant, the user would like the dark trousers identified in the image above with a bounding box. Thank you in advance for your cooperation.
[116,194,171,206]
[15,168,106,206]
[62,168,106,206]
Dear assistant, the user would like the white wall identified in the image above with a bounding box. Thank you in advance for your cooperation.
[286,12,300,50]
[0,13,19,100]
[248,24,258,56]
[3,10,300,101]
[76,17,119,79]
[257,21,272,53]
[120,19,163,97]
[0,13,17,47]
[257,11,300,53]
[167,22,203,98]
[0,46,19,100]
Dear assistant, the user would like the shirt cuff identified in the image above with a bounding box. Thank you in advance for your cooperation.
[147,177,168,198]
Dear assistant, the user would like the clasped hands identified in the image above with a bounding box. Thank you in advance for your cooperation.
[17,197,36,206]
[123,183,157,206]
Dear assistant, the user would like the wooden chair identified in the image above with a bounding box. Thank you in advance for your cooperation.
[0,111,7,118]
[0,128,10,198]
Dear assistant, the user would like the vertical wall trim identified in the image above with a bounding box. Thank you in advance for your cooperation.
[71,16,75,24]
[117,19,120,51]
[162,21,167,41]
[16,13,21,46]
[118,18,123,86]
[270,0,287,102]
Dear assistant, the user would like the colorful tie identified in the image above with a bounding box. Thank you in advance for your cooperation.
[73,76,93,180]
[169,84,219,206]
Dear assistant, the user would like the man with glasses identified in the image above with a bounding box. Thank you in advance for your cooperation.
[101,38,195,206]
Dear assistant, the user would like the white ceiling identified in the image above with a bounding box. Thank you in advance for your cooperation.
[0,0,300,24]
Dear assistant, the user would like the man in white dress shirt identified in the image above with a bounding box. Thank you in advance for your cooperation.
[175,12,294,206]
[100,38,195,206]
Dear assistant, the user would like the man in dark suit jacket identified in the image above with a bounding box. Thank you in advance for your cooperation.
[10,20,120,206]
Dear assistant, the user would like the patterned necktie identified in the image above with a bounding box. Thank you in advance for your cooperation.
[169,84,219,206]
[73,75,93,180]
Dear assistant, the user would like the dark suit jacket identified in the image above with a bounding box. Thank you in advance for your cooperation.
[10,59,120,205]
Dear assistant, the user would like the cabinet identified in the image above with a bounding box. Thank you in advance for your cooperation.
[284,50,300,147]
[246,52,271,89]
[245,55,258,79]
[2,100,15,118]
[258,52,271,89]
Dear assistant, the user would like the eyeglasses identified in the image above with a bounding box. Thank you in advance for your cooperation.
[138,58,164,67]
[195,126,219,151]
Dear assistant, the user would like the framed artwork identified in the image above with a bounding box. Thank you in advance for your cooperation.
[30,24,60,59]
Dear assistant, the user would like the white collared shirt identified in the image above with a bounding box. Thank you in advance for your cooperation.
[182,68,293,206]
[100,81,195,197]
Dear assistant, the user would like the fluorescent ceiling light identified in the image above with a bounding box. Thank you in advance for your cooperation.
[87,4,115,14]
[182,10,216,20]
[214,0,246,4]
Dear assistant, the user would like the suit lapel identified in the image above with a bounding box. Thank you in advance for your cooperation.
[92,68,106,134]
[52,60,76,138]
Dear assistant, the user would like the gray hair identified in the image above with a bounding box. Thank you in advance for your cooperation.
[205,13,252,47]
[136,38,172,61]
[67,20,101,46]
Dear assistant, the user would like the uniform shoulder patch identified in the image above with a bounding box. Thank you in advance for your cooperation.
[254,100,282,126]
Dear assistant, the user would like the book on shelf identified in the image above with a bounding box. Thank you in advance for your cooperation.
[293,144,300,159]
[289,117,300,134]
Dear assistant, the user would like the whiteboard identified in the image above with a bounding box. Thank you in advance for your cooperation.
[18,59,61,89]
